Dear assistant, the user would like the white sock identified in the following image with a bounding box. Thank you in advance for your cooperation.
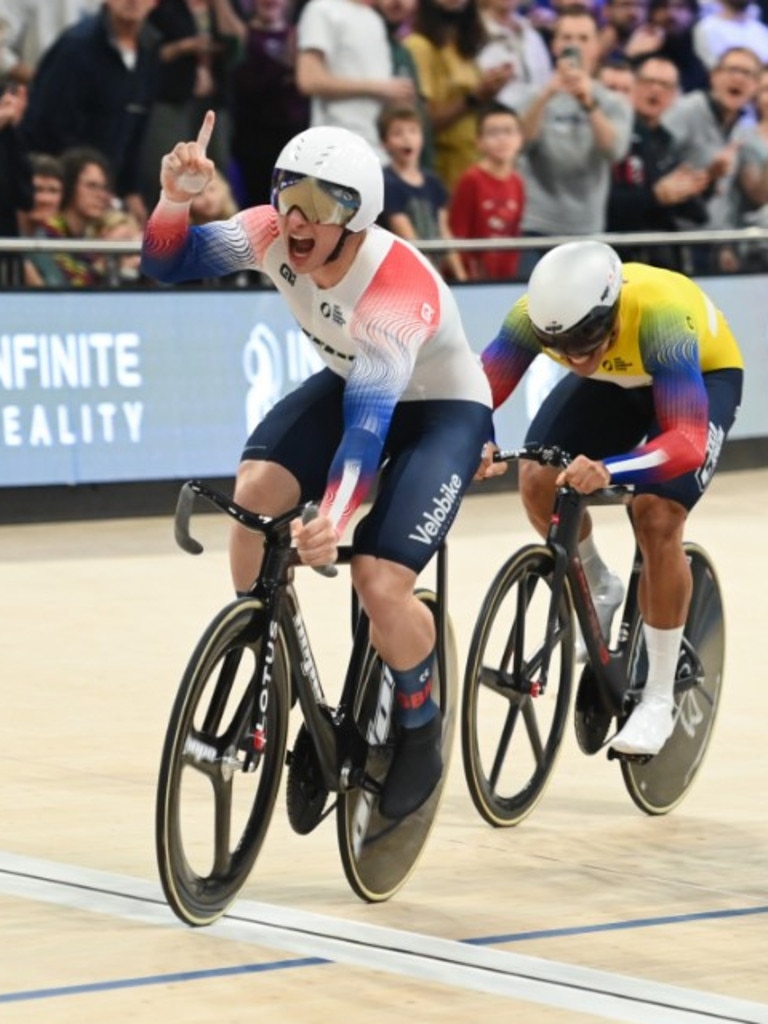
[642,623,685,704]
[578,533,610,589]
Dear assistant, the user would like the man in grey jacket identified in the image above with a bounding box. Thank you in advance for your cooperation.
[660,45,761,272]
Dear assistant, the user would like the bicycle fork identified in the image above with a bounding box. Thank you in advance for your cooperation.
[533,543,570,696]
[243,616,281,767]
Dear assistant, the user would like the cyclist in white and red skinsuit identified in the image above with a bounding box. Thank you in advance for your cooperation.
[142,112,493,820]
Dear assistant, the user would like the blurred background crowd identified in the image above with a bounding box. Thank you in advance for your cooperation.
[1,0,768,289]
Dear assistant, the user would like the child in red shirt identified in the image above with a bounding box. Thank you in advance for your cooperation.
[449,103,525,281]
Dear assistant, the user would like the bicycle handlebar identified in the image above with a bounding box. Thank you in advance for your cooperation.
[301,503,339,578]
[492,444,632,504]
[493,443,572,469]
[174,481,205,555]
[174,480,340,576]
[174,480,276,555]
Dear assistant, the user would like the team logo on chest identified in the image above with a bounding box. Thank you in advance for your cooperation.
[601,356,634,372]
[320,301,346,327]
[279,263,296,285]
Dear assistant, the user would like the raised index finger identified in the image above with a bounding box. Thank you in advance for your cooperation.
[195,110,215,155]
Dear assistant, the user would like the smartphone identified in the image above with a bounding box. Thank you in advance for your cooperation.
[560,45,582,67]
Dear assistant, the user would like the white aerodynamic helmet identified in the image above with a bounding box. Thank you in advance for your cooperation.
[271,126,384,233]
[527,241,623,356]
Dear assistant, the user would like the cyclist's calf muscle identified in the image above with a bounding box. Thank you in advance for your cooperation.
[632,494,692,629]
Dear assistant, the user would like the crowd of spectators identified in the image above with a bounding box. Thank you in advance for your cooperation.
[1,0,768,288]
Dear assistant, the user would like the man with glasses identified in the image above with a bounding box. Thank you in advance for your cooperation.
[603,54,709,270]
[661,45,762,271]
[28,145,112,285]
[477,239,743,757]
[141,114,494,821]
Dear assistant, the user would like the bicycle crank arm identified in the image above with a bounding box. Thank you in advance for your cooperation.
[606,748,653,765]
[340,761,383,796]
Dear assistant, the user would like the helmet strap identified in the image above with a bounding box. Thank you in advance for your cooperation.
[324,228,351,265]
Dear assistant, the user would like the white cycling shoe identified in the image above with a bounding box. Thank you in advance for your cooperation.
[575,570,625,662]
[611,695,675,757]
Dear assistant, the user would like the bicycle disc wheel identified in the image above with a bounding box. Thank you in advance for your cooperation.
[621,544,725,815]
[462,544,574,827]
[337,589,458,902]
[156,598,290,925]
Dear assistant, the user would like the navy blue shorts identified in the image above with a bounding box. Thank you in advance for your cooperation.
[241,369,493,572]
[524,369,743,510]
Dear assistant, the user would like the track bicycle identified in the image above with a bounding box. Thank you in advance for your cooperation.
[155,480,457,926]
[462,444,724,827]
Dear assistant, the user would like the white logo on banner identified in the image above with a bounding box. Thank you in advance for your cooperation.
[242,324,323,433]
[0,332,143,447]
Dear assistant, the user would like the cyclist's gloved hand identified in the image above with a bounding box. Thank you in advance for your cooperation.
[160,109,216,202]
[292,512,339,569]
[475,442,509,481]
[556,454,611,493]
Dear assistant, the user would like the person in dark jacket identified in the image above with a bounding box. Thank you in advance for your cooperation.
[0,80,32,286]
[21,0,160,223]
[645,0,709,94]
[603,54,709,270]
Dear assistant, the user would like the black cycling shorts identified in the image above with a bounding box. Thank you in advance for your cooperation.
[241,368,493,572]
[524,368,743,510]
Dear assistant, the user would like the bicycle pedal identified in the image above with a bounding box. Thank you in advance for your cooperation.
[606,746,653,765]
[358,772,384,796]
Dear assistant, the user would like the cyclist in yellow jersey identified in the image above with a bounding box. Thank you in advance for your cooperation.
[478,241,743,756]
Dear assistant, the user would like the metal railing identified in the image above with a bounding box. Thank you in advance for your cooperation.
[413,226,768,253]
[0,225,766,255]
[1,227,767,287]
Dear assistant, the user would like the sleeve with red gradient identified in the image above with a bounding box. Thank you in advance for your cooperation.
[318,243,441,537]
[479,298,540,409]
[140,197,277,282]
[603,310,708,484]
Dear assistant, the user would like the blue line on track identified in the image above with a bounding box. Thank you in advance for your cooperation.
[0,957,328,1004]
[1,903,766,1005]
[464,903,768,947]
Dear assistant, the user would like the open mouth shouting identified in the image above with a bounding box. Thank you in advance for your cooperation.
[289,234,315,260]
[712,57,760,109]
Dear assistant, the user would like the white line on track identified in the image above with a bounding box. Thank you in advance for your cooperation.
[1,852,766,1024]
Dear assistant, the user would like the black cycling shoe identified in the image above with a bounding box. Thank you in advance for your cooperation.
[379,713,443,821]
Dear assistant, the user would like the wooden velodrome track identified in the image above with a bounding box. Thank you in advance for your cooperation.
[1,467,767,1023]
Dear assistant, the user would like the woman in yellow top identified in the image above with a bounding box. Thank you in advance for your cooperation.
[404,0,514,191]
[479,240,743,759]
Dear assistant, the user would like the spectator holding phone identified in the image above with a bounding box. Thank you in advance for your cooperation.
[514,4,633,275]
